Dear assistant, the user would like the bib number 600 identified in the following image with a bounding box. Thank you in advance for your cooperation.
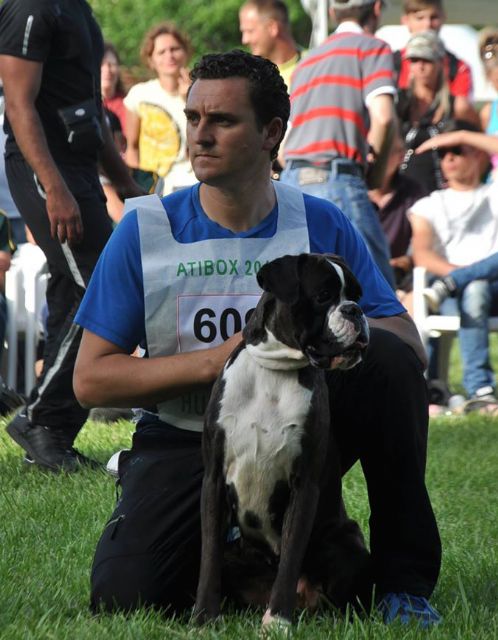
[193,307,255,343]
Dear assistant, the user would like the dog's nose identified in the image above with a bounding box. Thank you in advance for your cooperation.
[341,302,362,320]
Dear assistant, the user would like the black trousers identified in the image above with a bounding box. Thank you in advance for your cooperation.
[6,155,113,430]
[90,329,441,612]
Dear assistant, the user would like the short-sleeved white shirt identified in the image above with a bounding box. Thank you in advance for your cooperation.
[410,182,498,265]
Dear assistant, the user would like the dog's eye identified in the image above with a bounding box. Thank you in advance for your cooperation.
[315,289,333,304]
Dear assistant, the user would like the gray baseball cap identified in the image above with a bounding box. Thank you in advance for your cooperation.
[406,30,446,62]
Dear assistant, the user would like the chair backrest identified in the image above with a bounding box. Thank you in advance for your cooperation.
[4,243,48,392]
[412,265,498,383]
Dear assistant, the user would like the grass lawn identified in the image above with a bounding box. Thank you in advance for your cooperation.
[1,409,497,640]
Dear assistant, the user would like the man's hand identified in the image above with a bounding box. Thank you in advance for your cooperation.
[46,183,83,245]
[390,255,412,273]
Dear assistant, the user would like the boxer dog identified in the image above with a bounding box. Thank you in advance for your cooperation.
[194,253,370,628]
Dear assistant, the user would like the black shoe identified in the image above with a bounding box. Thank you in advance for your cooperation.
[0,382,25,416]
[23,449,102,470]
[6,411,100,472]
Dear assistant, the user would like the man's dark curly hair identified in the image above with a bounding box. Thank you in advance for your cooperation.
[189,50,290,160]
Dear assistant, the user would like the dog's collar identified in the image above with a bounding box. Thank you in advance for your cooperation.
[246,329,309,371]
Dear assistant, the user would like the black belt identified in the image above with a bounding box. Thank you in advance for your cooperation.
[289,159,363,177]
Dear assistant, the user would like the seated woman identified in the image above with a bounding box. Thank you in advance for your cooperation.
[397,30,479,194]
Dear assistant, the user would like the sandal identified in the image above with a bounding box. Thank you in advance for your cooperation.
[463,394,498,416]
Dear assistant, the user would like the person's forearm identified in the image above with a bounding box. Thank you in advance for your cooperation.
[368,313,427,368]
[366,118,395,189]
[74,333,242,409]
[413,248,457,277]
[102,182,124,223]
[416,130,498,156]
[366,94,395,189]
[125,145,140,170]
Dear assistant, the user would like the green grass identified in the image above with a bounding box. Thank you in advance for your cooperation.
[0,411,497,639]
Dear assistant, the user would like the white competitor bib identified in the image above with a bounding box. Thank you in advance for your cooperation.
[130,181,310,431]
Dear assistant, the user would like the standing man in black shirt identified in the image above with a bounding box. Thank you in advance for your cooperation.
[0,0,142,472]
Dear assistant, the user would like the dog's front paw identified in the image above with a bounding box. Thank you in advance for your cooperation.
[261,608,291,635]
[192,604,218,626]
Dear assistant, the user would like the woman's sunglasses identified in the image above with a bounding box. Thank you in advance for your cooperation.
[436,145,465,159]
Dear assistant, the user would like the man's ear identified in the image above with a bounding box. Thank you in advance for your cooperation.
[268,18,279,38]
[257,254,300,304]
[373,0,384,19]
[262,117,283,153]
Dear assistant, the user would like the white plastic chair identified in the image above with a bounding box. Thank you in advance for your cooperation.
[4,243,48,393]
[412,266,498,383]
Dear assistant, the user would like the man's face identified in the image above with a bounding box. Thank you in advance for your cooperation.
[185,77,279,186]
[439,145,481,183]
[239,6,277,58]
[402,8,445,34]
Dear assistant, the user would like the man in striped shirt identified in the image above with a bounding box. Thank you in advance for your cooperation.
[281,0,396,287]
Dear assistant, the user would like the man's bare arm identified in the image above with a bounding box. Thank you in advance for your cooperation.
[365,93,396,189]
[368,312,428,369]
[73,329,243,409]
[0,54,83,245]
[410,213,458,276]
[415,129,498,156]
[125,109,141,170]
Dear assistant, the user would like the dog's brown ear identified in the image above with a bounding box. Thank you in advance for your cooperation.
[326,254,363,302]
[257,254,301,304]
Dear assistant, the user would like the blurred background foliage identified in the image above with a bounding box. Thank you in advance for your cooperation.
[88,0,312,80]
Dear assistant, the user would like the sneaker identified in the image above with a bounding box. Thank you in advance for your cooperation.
[463,386,498,414]
[423,279,451,313]
[23,449,102,470]
[105,449,129,477]
[6,411,100,472]
[379,592,442,627]
[0,381,25,416]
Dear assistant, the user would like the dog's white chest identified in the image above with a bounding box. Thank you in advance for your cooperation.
[218,350,313,554]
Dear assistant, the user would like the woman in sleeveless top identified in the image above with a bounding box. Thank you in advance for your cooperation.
[397,31,479,194]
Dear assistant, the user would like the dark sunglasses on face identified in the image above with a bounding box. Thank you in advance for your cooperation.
[408,57,434,64]
[436,145,465,159]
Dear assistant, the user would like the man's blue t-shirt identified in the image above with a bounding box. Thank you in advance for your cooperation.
[75,183,404,353]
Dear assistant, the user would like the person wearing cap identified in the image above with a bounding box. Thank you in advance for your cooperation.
[396,30,479,194]
[395,0,473,99]
[281,0,396,288]
[411,122,498,414]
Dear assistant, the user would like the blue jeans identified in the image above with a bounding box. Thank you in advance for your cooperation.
[448,252,498,291]
[281,161,394,287]
[439,279,498,396]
